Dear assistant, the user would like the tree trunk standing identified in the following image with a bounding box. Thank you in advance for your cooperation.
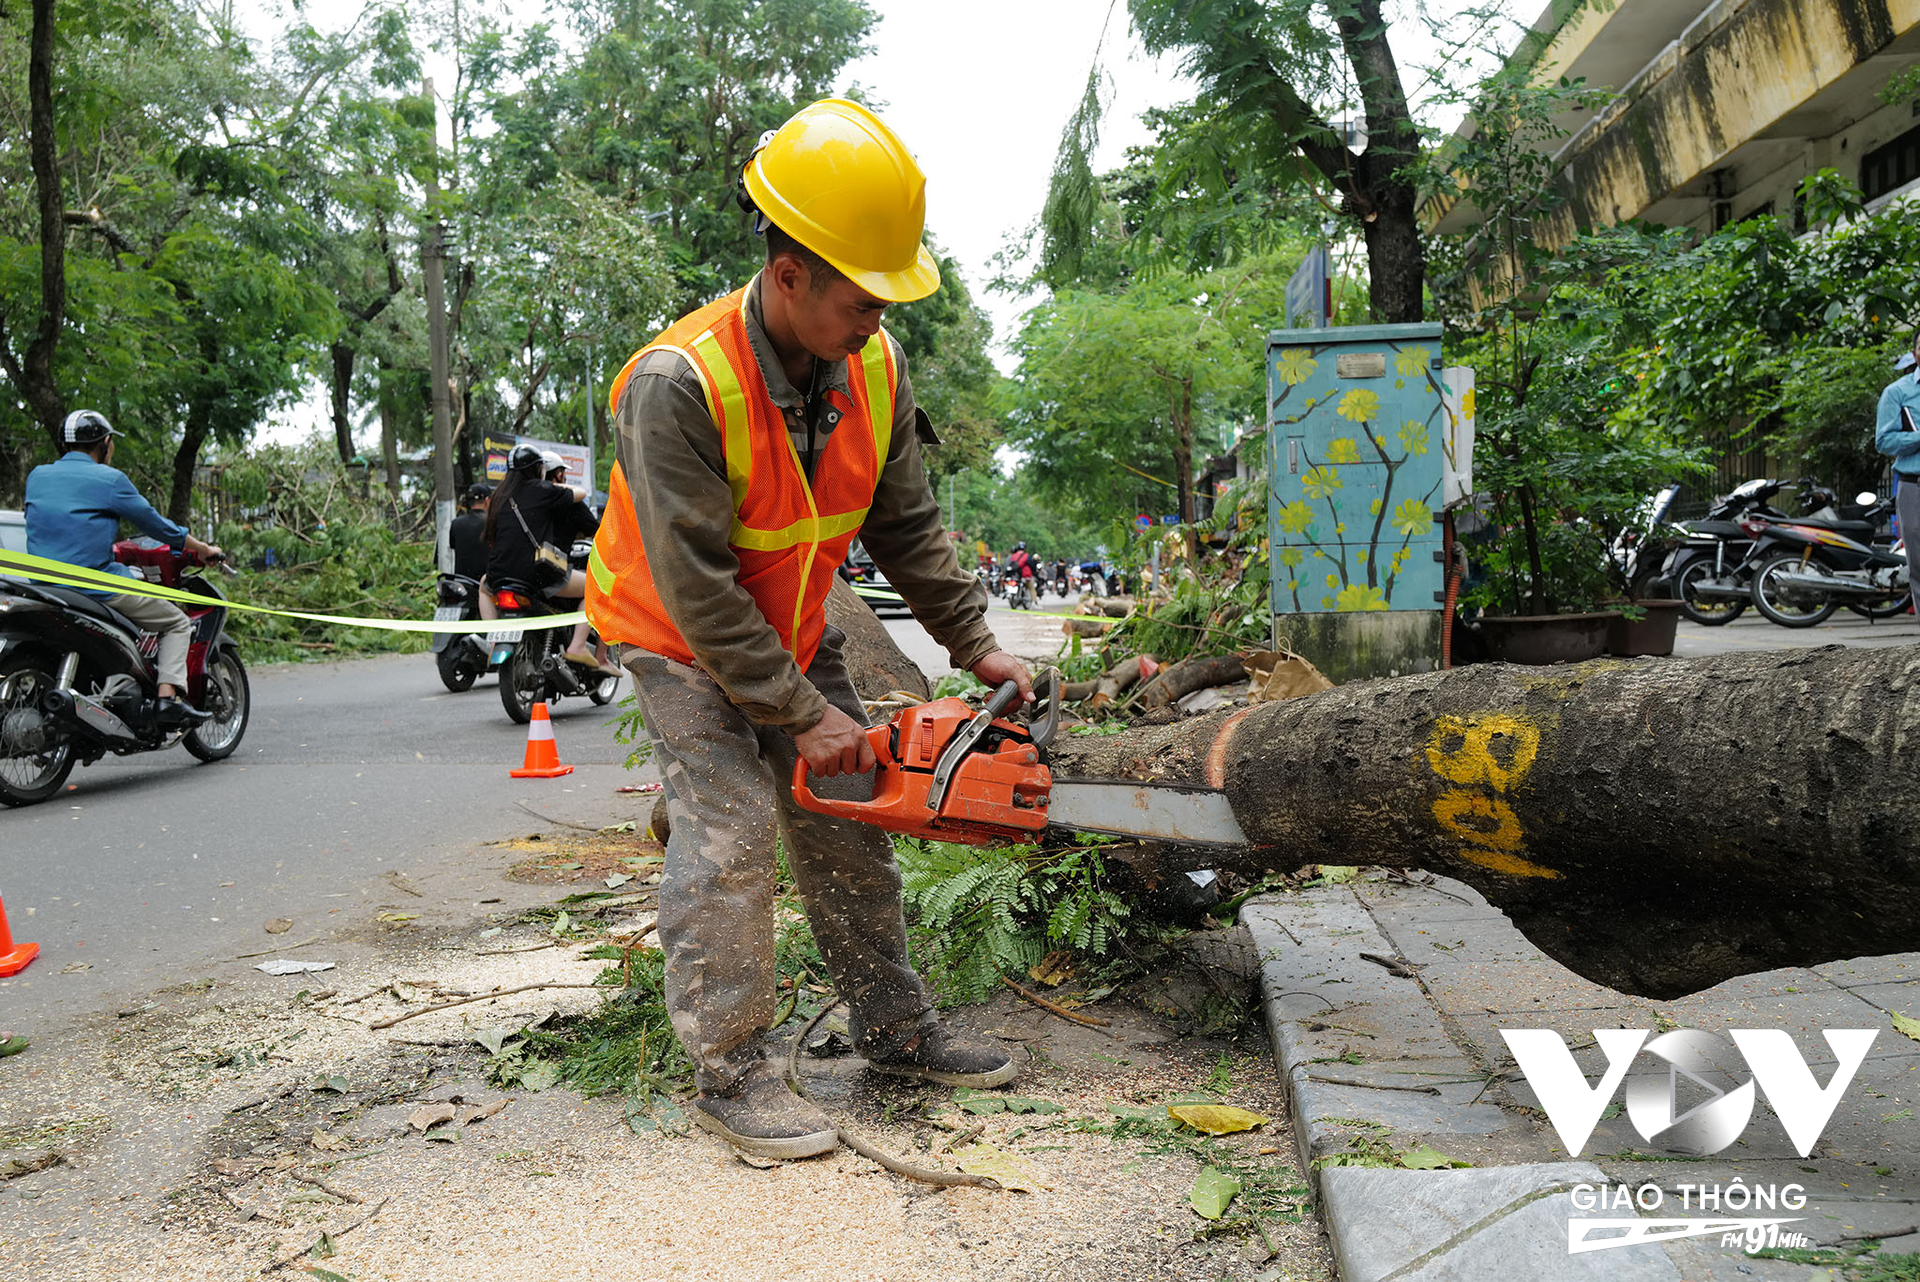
[329,344,357,463]
[1332,0,1426,324]
[0,0,69,442]
[168,414,212,527]
[1047,646,1920,999]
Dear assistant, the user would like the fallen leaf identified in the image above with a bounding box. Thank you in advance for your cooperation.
[1028,950,1076,987]
[604,873,633,890]
[375,911,418,924]
[472,1026,515,1056]
[312,1075,350,1094]
[954,1142,1051,1192]
[1190,1166,1240,1219]
[254,960,336,976]
[1168,1103,1270,1136]
[310,1128,350,1152]
[1892,1011,1920,1044]
[517,1061,561,1092]
[0,1149,59,1180]
[422,1128,460,1143]
[58,962,91,974]
[457,1099,508,1125]
[1399,1144,1471,1170]
[599,821,637,834]
[409,1104,458,1132]
[264,918,293,935]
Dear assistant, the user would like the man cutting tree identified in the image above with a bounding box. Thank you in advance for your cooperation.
[585,99,1032,1160]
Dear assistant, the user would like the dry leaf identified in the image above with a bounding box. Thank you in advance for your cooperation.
[310,1129,350,1152]
[1167,1103,1270,1136]
[264,918,293,935]
[954,1142,1051,1193]
[456,1099,508,1125]
[1893,1011,1920,1045]
[376,912,419,924]
[408,1103,458,1132]
[1028,950,1076,987]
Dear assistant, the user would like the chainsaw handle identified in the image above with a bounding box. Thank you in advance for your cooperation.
[790,723,890,819]
[984,679,1021,719]
[1029,669,1061,750]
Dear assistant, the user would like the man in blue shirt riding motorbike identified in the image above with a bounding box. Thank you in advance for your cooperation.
[23,411,224,727]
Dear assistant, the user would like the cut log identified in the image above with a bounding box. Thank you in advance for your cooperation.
[1063,618,1114,638]
[1049,646,1920,998]
[1080,599,1133,618]
[1060,679,1099,703]
[1089,654,1157,711]
[1136,654,1249,711]
[824,576,930,703]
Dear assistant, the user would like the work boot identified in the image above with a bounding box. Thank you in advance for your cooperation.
[866,1023,1018,1089]
[154,697,211,728]
[688,1060,839,1160]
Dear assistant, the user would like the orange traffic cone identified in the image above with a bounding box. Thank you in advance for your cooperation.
[0,893,38,977]
[511,702,574,779]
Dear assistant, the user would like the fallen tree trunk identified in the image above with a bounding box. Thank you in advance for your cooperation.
[1090,655,1157,711]
[824,576,930,703]
[1049,646,1920,998]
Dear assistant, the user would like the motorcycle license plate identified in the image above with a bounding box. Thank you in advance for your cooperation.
[433,606,461,622]
[486,630,518,643]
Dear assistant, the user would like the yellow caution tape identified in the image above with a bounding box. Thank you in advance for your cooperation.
[0,548,585,634]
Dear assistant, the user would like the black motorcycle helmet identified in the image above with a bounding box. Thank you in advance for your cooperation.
[62,410,124,447]
[507,443,546,475]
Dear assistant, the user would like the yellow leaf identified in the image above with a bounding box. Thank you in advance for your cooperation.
[1892,1010,1920,1044]
[954,1142,1052,1193]
[376,911,419,923]
[1168,1103,1271,1135]
[1028,950,1076,987]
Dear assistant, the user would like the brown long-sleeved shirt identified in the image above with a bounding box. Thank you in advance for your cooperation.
[611,274,997,733]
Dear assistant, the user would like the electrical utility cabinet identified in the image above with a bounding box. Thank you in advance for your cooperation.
[1265,322,1472,682]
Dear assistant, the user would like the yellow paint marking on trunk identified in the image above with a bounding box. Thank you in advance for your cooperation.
[1422,711,1561,879]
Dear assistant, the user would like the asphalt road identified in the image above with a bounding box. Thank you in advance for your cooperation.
[0,649,649,1031]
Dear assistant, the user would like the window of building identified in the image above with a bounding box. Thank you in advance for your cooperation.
[1861,122,1920,201]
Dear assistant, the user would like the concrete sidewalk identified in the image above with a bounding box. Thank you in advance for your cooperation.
[1244,876,1920,1281]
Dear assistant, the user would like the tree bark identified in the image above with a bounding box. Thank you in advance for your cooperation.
[169,413,211,526]
[1136,653,1247,711]
[9,0,67,443]
[823,576,930,703]
[1049,646,1920,998]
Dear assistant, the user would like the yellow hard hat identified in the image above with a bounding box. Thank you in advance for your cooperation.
[743,98,941,303]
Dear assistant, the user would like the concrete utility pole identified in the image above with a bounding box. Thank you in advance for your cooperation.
[584,343,595,492]
[422,76,456,574]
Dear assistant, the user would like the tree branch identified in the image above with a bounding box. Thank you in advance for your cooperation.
[62,207,136,260]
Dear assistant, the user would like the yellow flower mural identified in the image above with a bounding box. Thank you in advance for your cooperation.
[1337,388,1380,423]
[1392,498,1431,538]
[1394,346,1431,377]
[1397,419,1428,456]
[1276,500,1315,535]
[1326,437,1364,464]
[1302,466,1342,499]
[1277,348,1318,386]
[1277,546,1304,568]
[1335,583,1390,611]
[1461,387,1477,422]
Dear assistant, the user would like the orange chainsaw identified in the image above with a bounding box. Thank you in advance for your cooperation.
[791,673,1248,848]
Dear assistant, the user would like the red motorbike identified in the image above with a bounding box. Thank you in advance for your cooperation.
[0,540,250,806]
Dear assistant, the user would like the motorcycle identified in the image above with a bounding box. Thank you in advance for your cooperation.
[0,541,250,807]
[1746,491,1909,628]
[1075,560,1109,597]
[485,541,621,724]
[431,572,497,692]
[1660,479,1807,626]
[1051,560,1070,599]
[1004,569,1034,611]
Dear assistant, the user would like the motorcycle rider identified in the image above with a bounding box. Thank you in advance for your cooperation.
[450,483,496,619]
[1875,337,1920,597]
[485,444,612,673]
[22,411,222,727]
[1008,541,1035,605]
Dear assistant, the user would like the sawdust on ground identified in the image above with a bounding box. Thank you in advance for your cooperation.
[2,900,1331,1282]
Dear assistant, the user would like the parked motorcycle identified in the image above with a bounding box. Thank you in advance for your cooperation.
[1660,479,1799,625]
[485,541,621,724]
[1075,560,1108,597]
[1746,491,1909,627]
[0,541,250,807]
[431,572,497,692]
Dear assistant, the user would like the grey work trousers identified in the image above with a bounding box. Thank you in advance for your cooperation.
[623,626,935,1094]
[1900,477,1920,603]
[105,591,194,690]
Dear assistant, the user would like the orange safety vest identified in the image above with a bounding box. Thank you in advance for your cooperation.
[584,286,897,671]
